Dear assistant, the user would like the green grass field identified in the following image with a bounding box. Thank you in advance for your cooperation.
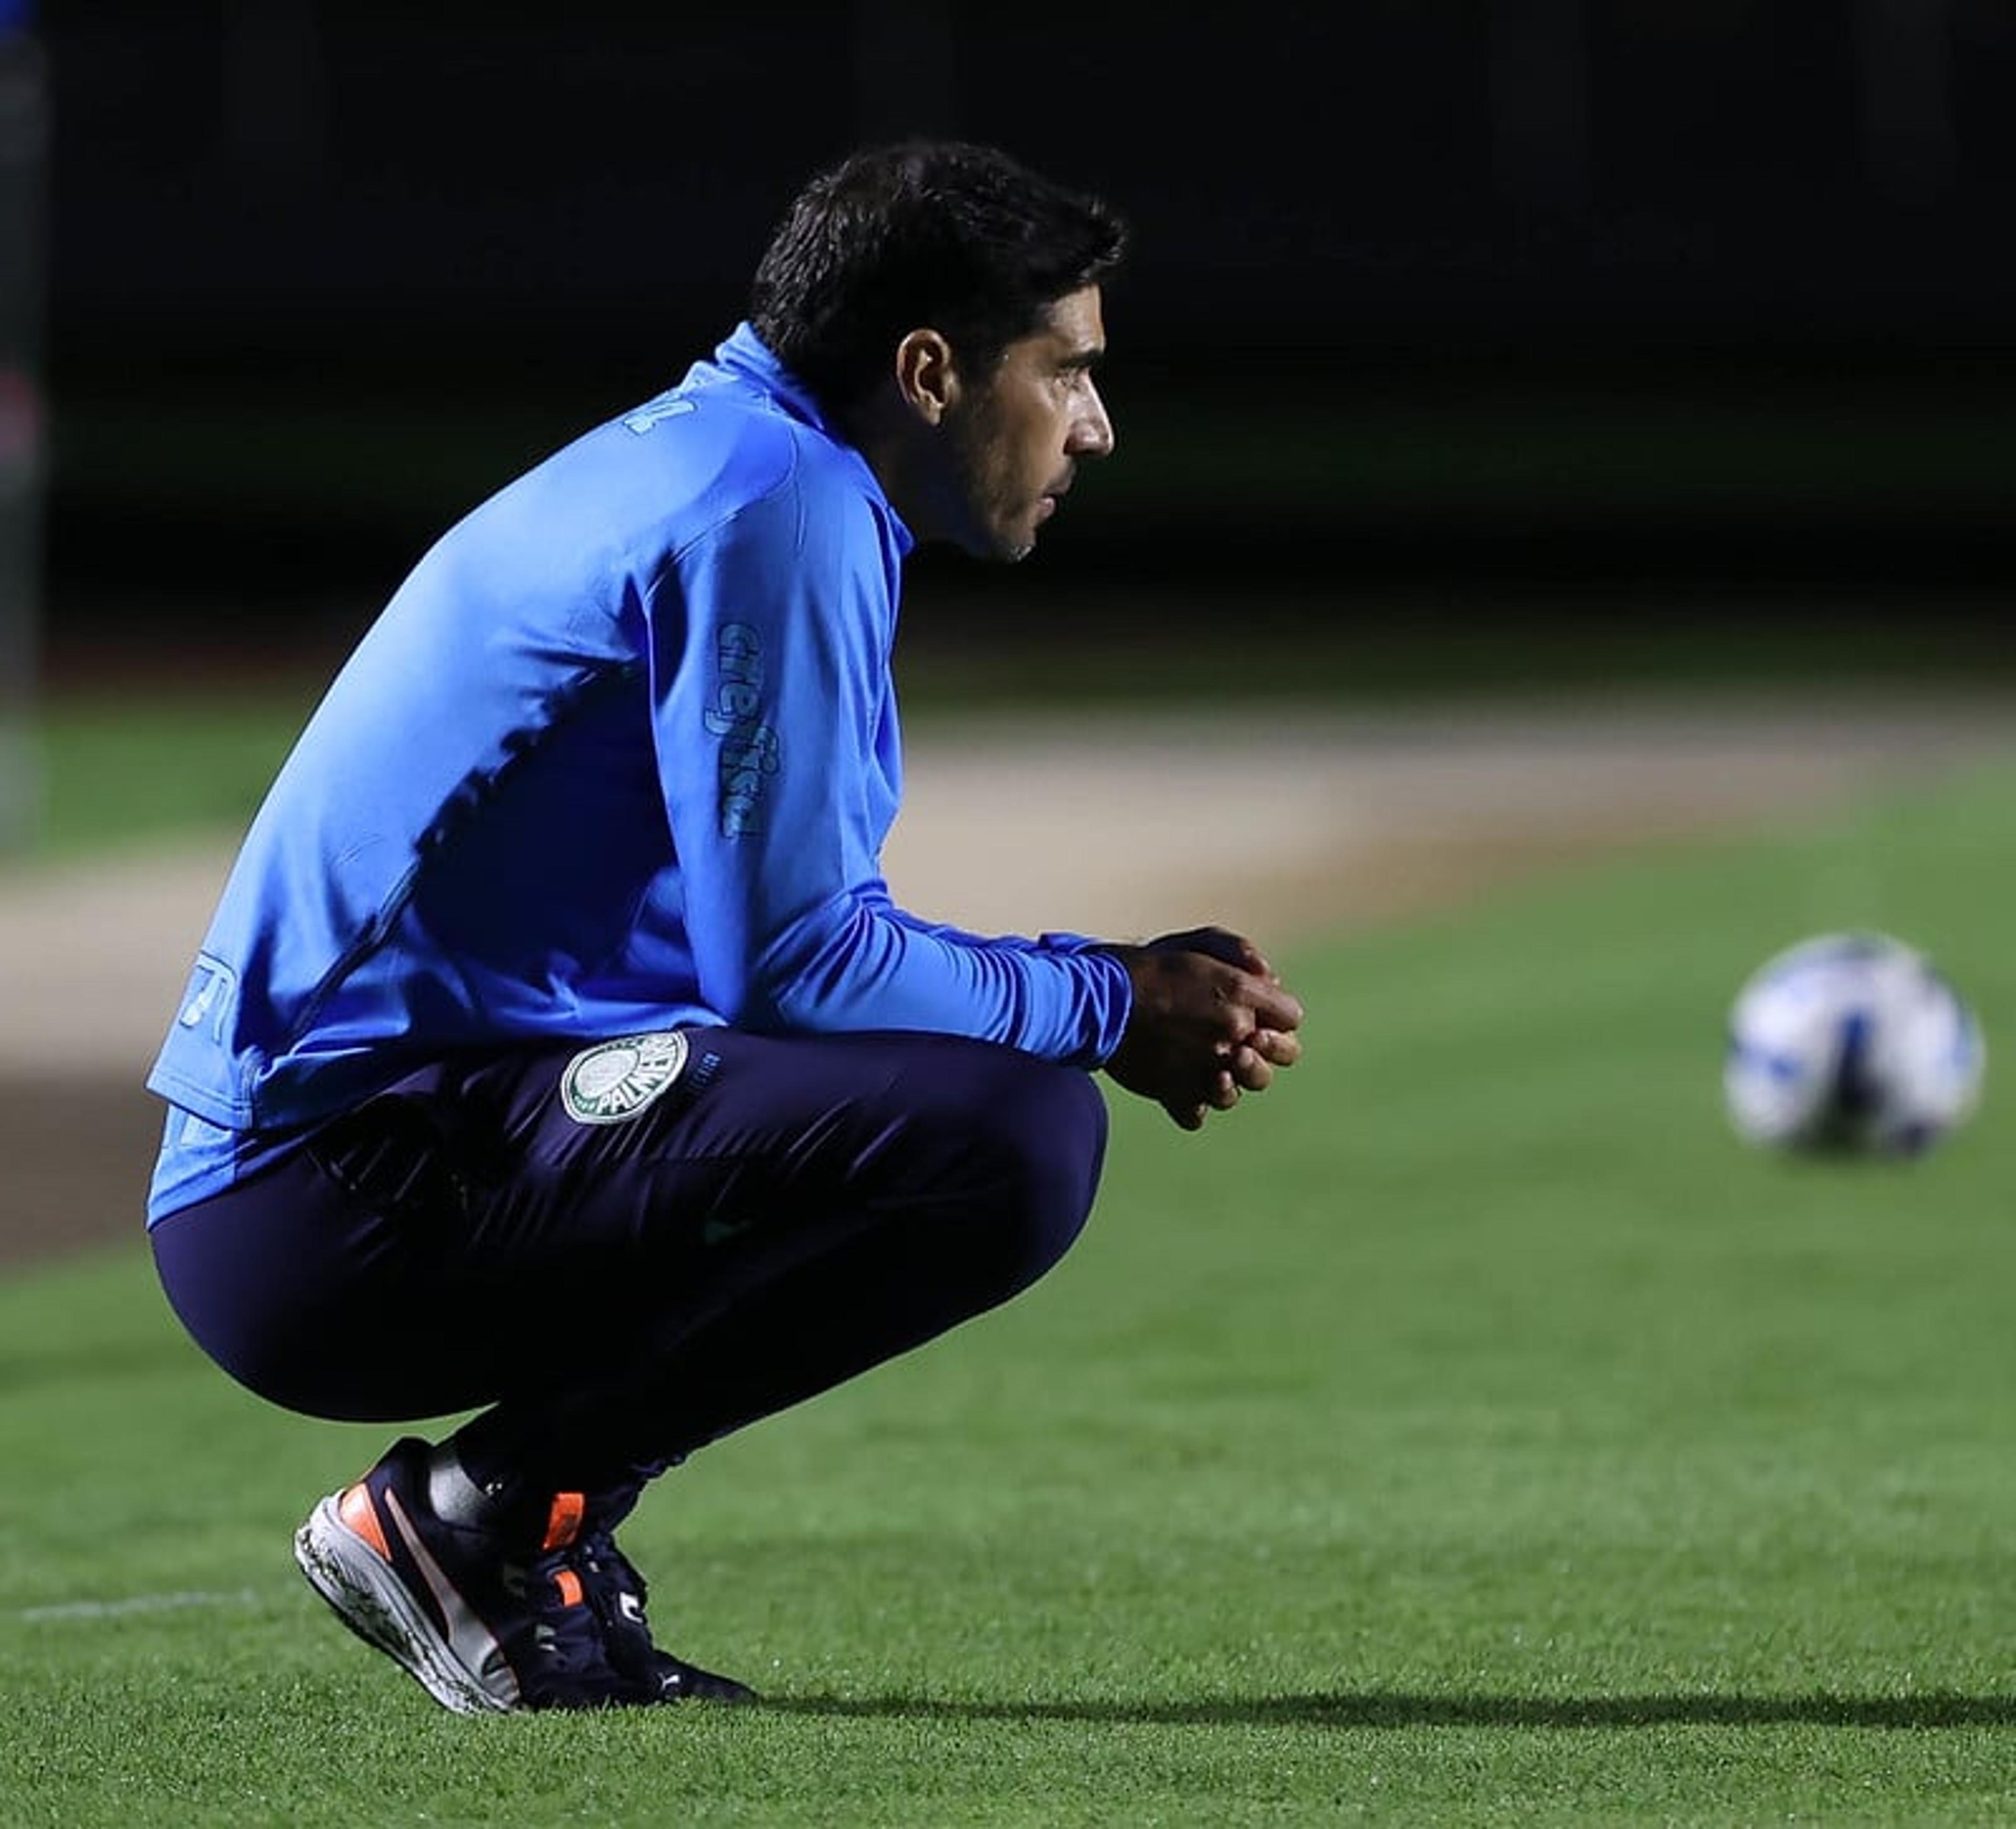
[4,753,2015,1824]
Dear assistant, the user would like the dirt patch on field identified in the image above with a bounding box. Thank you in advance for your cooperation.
[3,694,2011,1270]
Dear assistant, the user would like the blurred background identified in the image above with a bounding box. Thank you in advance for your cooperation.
[3,0,2015,836]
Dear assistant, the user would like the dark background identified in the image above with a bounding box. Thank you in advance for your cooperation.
[23,1,2016,669]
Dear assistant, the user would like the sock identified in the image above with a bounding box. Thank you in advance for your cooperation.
[443,1413,678,1532]
[424,1438,521,1533]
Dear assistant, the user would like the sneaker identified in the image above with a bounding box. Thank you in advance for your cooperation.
[293,1437,651,1714]
[572,1522,758,1705]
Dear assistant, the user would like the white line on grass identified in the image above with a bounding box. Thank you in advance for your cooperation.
[14,1588,264,1622]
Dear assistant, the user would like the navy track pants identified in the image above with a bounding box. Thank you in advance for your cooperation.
[151,1027,1108,1496]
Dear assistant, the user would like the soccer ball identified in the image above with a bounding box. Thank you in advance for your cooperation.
[1723,931,1985,1155]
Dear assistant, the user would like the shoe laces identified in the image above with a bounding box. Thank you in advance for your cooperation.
[534,1487,755,1705]
[571,1525,660,1684]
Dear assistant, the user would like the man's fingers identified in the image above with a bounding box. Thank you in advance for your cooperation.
[1230,1047,1275,1092]
[1235,938,1274,981]
[1248,1027,1301,1069]
[1220,932,1275,982]
[1153,926,1274,982]
[1250,980,1304,1033]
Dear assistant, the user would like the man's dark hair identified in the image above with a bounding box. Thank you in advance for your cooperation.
[749,140,1127,412]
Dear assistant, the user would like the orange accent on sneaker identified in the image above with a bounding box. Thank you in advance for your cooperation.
[553,1567,584,1608]
[542,1492,585,1552]
[338,1481,392,1562]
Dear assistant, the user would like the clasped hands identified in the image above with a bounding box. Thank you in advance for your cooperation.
[1100,926,1305,1130]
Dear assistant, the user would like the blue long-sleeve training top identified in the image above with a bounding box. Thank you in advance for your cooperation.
[145,324,1133,1223]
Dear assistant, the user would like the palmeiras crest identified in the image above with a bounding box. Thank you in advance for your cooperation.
[559,1032,690,1125]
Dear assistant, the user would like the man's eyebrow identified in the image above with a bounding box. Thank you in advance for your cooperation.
[1056,345,1105,371]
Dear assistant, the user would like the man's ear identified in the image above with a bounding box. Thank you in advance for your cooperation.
[893,328,958,426]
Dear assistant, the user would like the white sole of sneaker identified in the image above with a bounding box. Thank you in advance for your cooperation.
[293,1495,512,1716]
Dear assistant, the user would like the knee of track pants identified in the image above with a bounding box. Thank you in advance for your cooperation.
[951,1059,1109,1300]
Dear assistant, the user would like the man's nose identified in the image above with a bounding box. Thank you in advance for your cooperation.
[1071,381,1115,458]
